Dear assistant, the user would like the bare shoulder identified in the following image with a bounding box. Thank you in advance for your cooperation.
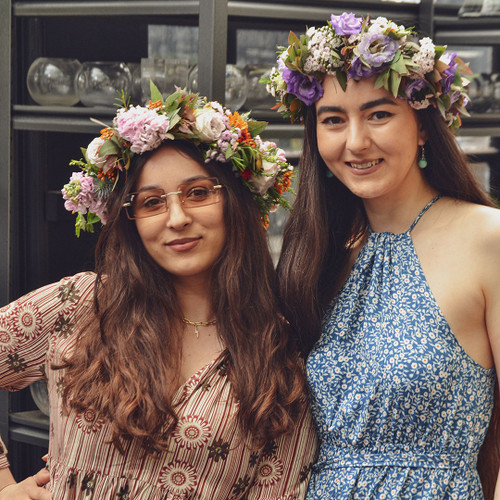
[439,198,500,238]
[445,200,500,268]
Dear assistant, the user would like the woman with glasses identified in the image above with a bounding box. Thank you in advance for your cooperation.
[266,12,500,500]
[0,87,317,499]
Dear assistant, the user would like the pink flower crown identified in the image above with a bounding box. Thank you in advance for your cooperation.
[264,12,473,131]
[62,82,294,236]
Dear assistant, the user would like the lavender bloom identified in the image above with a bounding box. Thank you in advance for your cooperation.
[440,52,458,94]
[286,72,324,105]
[330,12,362,36]
[348,57,379,80]
[278,58,295,85]
[405,78,428,100]
[358,33,399,68]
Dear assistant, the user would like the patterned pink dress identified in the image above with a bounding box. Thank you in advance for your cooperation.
[0,272,318,499]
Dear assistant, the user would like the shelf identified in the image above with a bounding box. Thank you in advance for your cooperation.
[14,1,200,16]
[13,0,421,20]
[9,410,49,448]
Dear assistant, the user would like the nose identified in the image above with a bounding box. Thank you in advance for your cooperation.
[345,119,370,153]
[165,195,192,230]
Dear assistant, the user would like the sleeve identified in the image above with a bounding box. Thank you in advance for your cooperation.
[0,436,8,469]
[247,403,319,500]
[0,272,96,468]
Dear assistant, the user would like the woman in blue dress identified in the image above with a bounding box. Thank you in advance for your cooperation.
[266,12,500,499]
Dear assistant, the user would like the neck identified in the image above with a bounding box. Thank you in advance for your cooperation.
[173,275,213,323]
[363,180,437,234]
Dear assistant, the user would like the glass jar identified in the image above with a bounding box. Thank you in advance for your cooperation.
[26,57,82,106]
[188,64,248,111]
[243,65,275,111]
[30,380,50,416]
[76,61,132,107]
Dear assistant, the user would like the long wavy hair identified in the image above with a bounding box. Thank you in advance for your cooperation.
[59,140,307,453]
[277,104,499,496]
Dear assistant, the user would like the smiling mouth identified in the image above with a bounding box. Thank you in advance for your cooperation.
[348,159,382,170]
[167,237,200,246]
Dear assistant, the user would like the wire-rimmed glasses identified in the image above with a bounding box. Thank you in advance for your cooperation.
[123,177,223,220]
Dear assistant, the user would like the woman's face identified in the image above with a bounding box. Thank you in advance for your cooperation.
[315,75,427,202]
[133,145,226,285]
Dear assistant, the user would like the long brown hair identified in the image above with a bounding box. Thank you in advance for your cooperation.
[59,140,307,453]
[277,104,499,495]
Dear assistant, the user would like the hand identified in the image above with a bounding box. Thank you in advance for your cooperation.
[0,469,51,499]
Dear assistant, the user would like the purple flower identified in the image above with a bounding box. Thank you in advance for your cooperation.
[440,52,458,94]
[278,58,295,85]
[330,12,362,36]
[348,57,379,80]
[286,72,323,106]
[405,78,428,99]
[358,33,399,68]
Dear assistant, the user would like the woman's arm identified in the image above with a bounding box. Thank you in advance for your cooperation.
[481,209,500,499]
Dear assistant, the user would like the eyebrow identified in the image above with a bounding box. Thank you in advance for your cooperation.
[316,97,398,116]
[137,175,211,192]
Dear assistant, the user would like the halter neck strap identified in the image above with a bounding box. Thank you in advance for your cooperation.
[408,195,442,233]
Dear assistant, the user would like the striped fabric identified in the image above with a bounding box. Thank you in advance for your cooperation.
[0,273,318,499]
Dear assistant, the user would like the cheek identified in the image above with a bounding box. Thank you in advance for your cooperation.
[135,219,160,245]
[316,129,341,164]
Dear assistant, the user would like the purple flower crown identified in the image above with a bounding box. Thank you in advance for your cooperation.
[264,12,473,131]
[62,83,294,236]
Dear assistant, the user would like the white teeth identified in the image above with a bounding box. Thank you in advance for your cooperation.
[349,159,380,170]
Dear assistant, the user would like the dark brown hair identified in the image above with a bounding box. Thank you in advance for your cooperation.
[277,104,499,496]
[59,140,307,453]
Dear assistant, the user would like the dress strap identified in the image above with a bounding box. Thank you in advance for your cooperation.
[408,194,442,233]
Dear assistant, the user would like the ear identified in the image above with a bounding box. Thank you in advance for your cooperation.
[417,120,428,146]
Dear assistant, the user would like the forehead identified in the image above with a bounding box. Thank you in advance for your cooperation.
[136,146,210,189]
[316,74,406,111]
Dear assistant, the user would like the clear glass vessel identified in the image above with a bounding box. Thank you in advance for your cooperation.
[27,57,82,106]
[188,64,248,111]
[76,61,132,107]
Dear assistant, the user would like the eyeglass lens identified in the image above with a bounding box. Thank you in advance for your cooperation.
[124,177,222,219]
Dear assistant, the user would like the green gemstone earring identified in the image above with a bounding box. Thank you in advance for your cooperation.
[418,146,428,169]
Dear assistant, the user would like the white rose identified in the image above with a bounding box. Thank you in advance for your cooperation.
[86,137,116,172]
[194,107,226,142]
[249,159,279,195]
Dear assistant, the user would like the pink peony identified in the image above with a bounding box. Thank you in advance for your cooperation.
[114,106,171,154]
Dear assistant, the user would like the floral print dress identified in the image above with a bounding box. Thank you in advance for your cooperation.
[0,272,318,499]
[305,197,495,499]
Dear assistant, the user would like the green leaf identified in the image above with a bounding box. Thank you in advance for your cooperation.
[149,80,164,104]
[390,50,407,74]
[98,140,120,157]
[335,69,347,91]
[389,70,402,97]
[288,30,300,46]
[374,71,389,90]
[247,120,268,137]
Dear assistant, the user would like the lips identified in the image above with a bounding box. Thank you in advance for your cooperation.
[347,159,382,170]
[166,237,201,252]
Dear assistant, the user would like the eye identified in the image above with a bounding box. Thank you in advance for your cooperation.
[320,115,344,126]
[140,195,165,211]
[370,110,393,121]
[185,185,212,201]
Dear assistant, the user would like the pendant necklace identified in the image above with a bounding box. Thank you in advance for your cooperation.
[182,318,217,338]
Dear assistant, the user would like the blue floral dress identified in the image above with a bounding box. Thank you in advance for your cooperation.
[305,197,496,499]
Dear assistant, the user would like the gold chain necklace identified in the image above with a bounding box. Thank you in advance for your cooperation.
[182,318,216,338]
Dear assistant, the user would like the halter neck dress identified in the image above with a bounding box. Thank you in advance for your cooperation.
[305,196,495,499]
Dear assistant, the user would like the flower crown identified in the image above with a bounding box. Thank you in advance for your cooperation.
[62,82,294,236]
[265,12,473,131]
